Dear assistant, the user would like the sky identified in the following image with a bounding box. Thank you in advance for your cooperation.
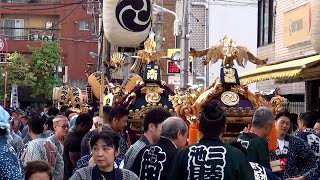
[208,3,258,91]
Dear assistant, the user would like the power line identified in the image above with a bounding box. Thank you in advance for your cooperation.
[2,1,82,39]
[209,0,258,6]
[0,1,86,7]
[0,1,87,11]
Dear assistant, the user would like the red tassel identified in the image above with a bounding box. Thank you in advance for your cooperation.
[189,122,198,145]
[268,123,277,151]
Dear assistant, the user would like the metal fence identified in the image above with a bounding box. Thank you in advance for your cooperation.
[0,28,60,41]
[287,102,305,115]
[1,0,60,4]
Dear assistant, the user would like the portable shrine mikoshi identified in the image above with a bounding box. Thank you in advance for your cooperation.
[173,36,288,145]
[83,36,288,147]
[116,38,176,133]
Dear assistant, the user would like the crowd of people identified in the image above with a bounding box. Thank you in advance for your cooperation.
[0,101,319,180]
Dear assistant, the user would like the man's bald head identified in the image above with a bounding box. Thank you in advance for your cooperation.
[161,117,188,140]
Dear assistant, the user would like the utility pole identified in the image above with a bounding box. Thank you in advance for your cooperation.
[155,0,163,51]
[180,0,189,88]
[99,35,107,128]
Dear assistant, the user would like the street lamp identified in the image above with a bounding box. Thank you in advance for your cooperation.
[153,4,181,37]
[89,51,99,58]
[191,1,209,87]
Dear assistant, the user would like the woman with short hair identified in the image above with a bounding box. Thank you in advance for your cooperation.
[70,130,138,180]
[25,160,52,180]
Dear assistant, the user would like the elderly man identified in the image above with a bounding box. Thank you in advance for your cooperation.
[49,115,69,156]
[131,117,188,180]
[236,107,274,169]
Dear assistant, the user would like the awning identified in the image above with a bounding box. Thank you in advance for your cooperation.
[240,55,320,84]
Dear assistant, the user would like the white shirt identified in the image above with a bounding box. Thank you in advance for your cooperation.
[277,139,285,152]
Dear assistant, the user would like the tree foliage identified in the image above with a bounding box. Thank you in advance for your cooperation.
[29,41,62,99]
[0,52,36,102]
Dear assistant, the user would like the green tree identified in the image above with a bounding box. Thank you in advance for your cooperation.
[0,52,36,102]
[29,41,62,99]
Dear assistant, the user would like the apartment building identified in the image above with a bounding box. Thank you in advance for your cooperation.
[0,0,99,89]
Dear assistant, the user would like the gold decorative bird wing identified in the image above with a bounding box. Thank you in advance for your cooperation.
[190,45,224,65]
[236,46,268,67]
[130,54,143,73]
[190,47,210,57]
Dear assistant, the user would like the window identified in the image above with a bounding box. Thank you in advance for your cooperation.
[79,21,90,31]
[0,53,7,62]
[258,0,275,47]
[2,18,25,40]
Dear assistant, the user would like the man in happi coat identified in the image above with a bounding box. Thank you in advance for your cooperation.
[49,115,69,156]
[19,114,63,180]
[0,106,23,179]
[131,117,188,180]
[168,101,255,180]
[124,107,171,170]
[230,141,279,180]
[236,107,274,169]
[295,112,320,158]
[270,111,317,179]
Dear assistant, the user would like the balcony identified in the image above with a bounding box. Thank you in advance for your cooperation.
[0,27,60,41]
[0,27,60,52]
[0,0,60,4]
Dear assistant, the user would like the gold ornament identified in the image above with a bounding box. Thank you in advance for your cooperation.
[110,52,125,68]
[130,38,162,72]
[145,92,161,103]
[221,91,239,106]
[190,36,268,68]
[141,84,163,104]
[144,38,157,52]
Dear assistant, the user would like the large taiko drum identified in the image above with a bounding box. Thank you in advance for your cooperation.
[88,72,108,100]
[122,73,143,93]
[103,0,153,47]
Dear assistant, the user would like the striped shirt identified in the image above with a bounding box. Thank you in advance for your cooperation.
[124,134,150,170]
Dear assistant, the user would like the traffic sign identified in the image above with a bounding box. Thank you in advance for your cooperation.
[168,61,180,73]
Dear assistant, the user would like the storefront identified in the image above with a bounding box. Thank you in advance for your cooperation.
[240,55,320,112]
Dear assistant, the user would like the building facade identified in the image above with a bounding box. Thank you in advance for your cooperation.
[0,0,99,89]
[255,0,320,112]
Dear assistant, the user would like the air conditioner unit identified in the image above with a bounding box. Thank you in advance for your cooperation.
[46,22,53,29]
[34,34,39,40]
[42,35,52,41]
[28,34,35,41]
[47,35,53,41]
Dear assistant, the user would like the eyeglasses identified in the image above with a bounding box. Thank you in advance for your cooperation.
[56,125,69,129]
